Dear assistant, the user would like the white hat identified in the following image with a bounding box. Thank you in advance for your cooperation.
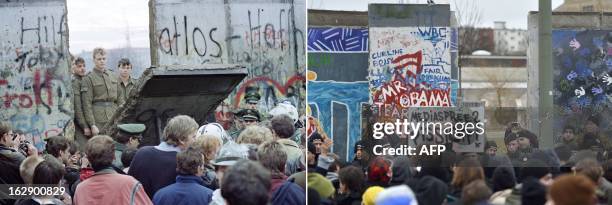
[197,123,231,144]
[269,102,299,124]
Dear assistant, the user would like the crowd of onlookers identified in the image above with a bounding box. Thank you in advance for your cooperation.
[306,115,612,205]
[0,111,307,205]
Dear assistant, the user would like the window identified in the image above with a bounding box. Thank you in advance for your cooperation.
[583,5,594,12]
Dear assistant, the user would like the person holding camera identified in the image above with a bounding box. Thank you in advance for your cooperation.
[0,122,37,165]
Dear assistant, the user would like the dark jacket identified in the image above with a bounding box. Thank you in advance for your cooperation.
[128,146,178,198]
[520,177,546,205]
[271,179,305,205]
[270,174,288,197]
[0,155,24,205]
[201,165,218,190]
[389,156,413,186]
[491,166,517,192]
[152,175,213,205]
[407,176,448,205]
[335,191,362,205]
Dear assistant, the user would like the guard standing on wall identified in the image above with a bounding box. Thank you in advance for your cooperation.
[72,57,91,148]
[117,58,137,102]
[81,48,125,135]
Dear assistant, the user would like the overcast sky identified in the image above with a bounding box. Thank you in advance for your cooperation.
[66,0,564,54]
[67,0,150,54]
[309,0,564,29]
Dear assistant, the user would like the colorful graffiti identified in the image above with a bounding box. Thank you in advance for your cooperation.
[233,74,306,114]
[308,80,369,161]
[369,27,454,117]
[553,30,611,114]
[552,29,611,139]
[307,28,368,52]
[228,3,306,112]
[0,1,72,149]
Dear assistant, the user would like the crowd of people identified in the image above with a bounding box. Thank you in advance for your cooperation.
[2,46,611,205]
[306,117,612,205]
[0,47,308,205]
[0,111,307,205]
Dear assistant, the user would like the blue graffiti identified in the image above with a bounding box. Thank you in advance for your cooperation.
[308,81,369,161]
[9,113,46,137]
[592,87,603,95]
[566,71,577,80]
[308,28,369,52]
[415,27,448,45]
[451,80,458,104]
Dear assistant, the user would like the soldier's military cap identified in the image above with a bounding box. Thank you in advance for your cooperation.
[241,109,261,121]
[244,93,261,104]
[117,123,146,134]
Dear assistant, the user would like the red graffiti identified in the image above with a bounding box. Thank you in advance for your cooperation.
[392,51,422,83]
[44,128,62,139]
[374,88,451,111]
[1,69,54,109]
[374,80,407,104]
[233,75,305,108]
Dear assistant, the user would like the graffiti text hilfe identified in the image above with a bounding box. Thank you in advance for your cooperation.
[1,1,72,149]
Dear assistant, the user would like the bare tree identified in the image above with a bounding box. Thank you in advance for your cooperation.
[453,0,486,55]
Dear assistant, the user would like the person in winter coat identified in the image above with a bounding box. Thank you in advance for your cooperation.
[257,140,305,205]
[152,147,213,205]
[74,135,152,205]
[388,156,414,186]
[336,166,365,205]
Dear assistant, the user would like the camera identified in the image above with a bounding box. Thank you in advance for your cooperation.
[19,141,30,155]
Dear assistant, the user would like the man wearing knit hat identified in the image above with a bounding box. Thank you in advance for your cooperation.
[485,140,498,157]
[307,173,335,201]
[580,115,611,151]
[504,133,521,166]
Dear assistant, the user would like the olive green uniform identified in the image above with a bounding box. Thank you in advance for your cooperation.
[72,75,89,148]
[120,77,137,102]
[81,69,125,131]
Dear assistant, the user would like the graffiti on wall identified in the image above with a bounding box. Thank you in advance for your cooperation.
[553,30,611,114]
[154,2,227,65]
[369,27,455,119]
[153,0,306,114]
[228,3,305,113]
[307,28,368,52]
[552,29,611,138]
[307,26,370,161]
[307,78,369,161]
[0,2,72,150]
